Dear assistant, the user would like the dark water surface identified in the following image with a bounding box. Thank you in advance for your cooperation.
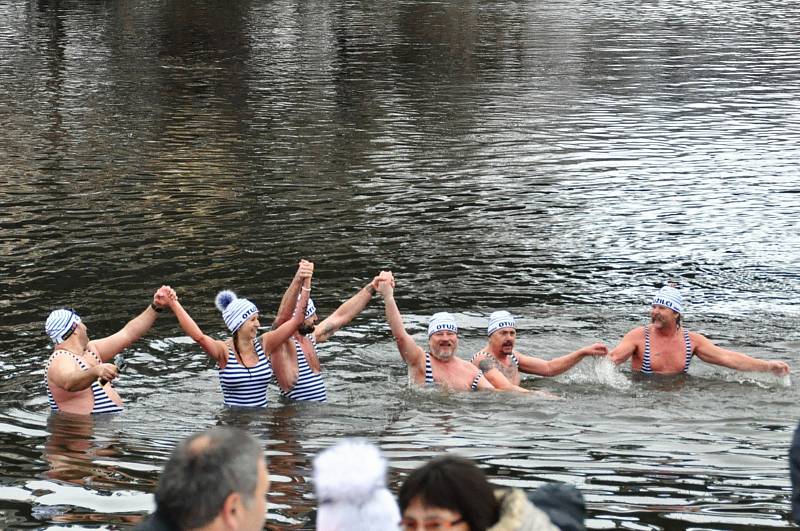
[2,0,799,529]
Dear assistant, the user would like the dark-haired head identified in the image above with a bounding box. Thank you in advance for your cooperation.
[398,455,499,531]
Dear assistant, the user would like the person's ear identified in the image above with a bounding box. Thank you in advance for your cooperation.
[221,492,242,528]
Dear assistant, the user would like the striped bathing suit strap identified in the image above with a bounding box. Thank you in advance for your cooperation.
[470,371,484,391]
[642,326,654,374]
[424,352,435,385]
[642,326,694,374]
[218,339,273,408]
[682,328,693,373]
[282,335,327,402]
[45,350,123,414]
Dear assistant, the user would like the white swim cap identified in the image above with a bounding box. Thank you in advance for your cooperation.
[305,298,317,319]
[652,286,683,314]
[428,312,458,337]
[45,308,81,344]
[487,310,516,336]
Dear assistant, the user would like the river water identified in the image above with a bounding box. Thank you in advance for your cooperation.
[1,0,799,529]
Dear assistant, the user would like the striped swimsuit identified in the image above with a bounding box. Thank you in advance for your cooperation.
[281,335,327,402]
[425,352,484,391]
[641,326,693,374]
[219,339,273,407]
[45,350,123,414]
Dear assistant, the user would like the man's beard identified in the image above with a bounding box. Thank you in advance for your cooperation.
[431,342,456,360]
[298,323,316,335]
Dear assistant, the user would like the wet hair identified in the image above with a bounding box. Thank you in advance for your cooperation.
[155,427,263,529]
[398,455,499,531]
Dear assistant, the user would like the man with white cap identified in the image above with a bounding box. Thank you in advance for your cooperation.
[376,275,494,391]
[608,285,790,375]
[270,261,396,402]
[44,285,175,415]
[472,311,608,391]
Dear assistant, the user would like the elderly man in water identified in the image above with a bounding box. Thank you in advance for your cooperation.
[44,286,175,415]
[376,274,494,391]
[472,311,608,392]
[608,285,790,376]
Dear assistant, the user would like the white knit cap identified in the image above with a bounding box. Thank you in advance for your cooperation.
[427,312,458,337]
[487,310,516,336]
[652,286,683,314]
[215,290,258,332]
[45,308,81,344]
[305,298,317,319]
[313,439,400,531]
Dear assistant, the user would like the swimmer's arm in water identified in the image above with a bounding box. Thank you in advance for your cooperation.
[692,333,790,375]
[518,343,608,377]
[92,285,175,362]
[272,259,314,329]
[167,297,228,366]
[607,328,642,366]
[314,271,393,344]
[473,372,496,391]
[376,280,424,368]
[261,276,312,352]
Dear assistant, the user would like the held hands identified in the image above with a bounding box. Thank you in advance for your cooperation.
[580,343,608,357]
[296,259,314,281]
[374,270,394,298]
[767,360,790,376]
[154,285,177,308]
[370,270,395,291]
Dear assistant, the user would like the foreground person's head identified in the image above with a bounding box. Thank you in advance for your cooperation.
[398,455,499,531]
[154,427,269,531]
[313,439,400,531]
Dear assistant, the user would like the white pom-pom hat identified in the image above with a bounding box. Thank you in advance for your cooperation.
[215,290,258,332]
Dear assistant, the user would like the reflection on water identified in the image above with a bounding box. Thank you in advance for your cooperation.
[2,0,800,528]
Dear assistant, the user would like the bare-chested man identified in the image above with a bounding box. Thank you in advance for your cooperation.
[376,275,494,392]
[471,311,607,392]
[609,286,790,376]
[44,286,174,415]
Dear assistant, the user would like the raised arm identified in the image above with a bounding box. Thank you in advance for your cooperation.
[260,275,312,353]
[90,286,173,361]
[376,278,424,368]
[314,271,393,344]
[518,343,608,377]
[607,328,642,367]
[273,259,314,328]
[167,296,228,366]
[693,333,790,375]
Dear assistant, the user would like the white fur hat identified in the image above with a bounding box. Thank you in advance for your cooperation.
[313,439,400,531]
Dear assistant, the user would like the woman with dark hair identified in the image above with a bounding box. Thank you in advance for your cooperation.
[166,261,312,407]
[398,455,559,531]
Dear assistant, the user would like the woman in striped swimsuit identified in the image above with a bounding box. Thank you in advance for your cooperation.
[167,264,312,407]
